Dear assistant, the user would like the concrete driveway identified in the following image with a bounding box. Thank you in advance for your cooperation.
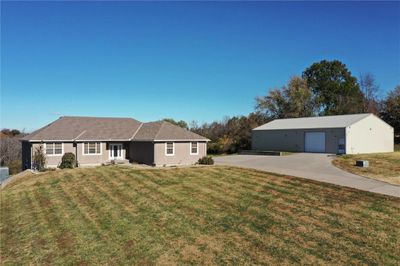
[214,153,400,198]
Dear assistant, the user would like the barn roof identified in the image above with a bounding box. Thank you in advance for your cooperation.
[253,113,372,130]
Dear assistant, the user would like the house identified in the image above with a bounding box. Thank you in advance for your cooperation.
[21,116,209,169]
[252,113,394,154]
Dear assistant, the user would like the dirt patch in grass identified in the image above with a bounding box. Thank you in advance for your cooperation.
[333,152,400,185]
[1,166,399,265]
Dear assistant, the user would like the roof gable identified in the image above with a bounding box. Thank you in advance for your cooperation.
[132,121,162,141]
[133,121,208,141]
[253,114,371,131]
[154,121,208,141]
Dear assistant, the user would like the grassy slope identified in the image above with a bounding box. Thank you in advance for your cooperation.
[395,143,400,152]
[333,152,400,185]
[1,166,399,265]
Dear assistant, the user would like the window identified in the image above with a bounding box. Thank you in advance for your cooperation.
[83,142,101,155]
[190,142,198,155]
[45,143,63,155]
[165,142,174,156]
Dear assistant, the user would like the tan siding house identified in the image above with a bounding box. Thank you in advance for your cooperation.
[22,116,209,169]
[129,142,154,165]
[153,142,207,166]
[252,114,394,154]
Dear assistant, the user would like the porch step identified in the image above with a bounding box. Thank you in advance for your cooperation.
[106,159,130,165]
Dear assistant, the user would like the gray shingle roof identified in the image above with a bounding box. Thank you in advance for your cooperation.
[22,116,208,142]
[22,116,142,141]
[132,121,162,141]
[253,113,372,130]
[133,121,208,141]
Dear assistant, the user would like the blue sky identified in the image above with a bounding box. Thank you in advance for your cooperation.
[1,1,399,131]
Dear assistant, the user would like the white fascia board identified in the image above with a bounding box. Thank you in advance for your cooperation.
[77,139,130,142]
[28,140,73,142]
[154,139,210,142]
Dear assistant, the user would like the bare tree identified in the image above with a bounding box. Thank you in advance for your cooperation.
[32,144,46,171]
[359,73,379,114]
[0,137,21,166]
[256,88,287,119]
[380,85,400,138]
[256,76,316,119]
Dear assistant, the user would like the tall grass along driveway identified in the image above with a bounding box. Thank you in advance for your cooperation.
[333,152,400,185]
[1,166,399,265]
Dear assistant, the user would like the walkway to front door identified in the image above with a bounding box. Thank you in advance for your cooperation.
[109,144,123,160]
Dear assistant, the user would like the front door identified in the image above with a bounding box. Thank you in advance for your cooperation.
[109,144,123,160]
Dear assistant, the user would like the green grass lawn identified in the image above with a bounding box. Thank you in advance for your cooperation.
[395,143,400,152]
[1,166,399,265]
[333,152,400,185]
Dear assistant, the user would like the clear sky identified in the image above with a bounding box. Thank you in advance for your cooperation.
[1,1,399,131]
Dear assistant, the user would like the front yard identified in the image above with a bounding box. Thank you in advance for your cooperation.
[1,166,399,265]
[333,152,400,185]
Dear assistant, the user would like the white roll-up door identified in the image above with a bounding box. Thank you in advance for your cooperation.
[305,132,326,153]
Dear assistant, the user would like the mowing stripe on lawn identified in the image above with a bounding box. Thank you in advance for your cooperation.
[140,169,335,263]
[2,166,399,265]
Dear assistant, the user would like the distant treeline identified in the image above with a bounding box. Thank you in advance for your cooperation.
[2,60,399,160]
[0,129,27,174]
[167,60,400,154]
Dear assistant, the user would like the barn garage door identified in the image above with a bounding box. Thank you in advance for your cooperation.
[305,132,326,153]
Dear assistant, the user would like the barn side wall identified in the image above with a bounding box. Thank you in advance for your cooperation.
[252,128,345,154]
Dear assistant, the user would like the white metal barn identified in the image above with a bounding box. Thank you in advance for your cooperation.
[252,114,394,154]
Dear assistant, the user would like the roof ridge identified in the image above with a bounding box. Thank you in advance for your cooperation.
[143,120,163,125]
[345,113,371,127]
[254,113,374,131]
[273,113,370,121]
[60,115,141,121]
[154,121,207,141]
[22,117,63,140]
[23,117,208,142]
[129,122,144,140]
[73,130,87,140]
[153,121,167,140]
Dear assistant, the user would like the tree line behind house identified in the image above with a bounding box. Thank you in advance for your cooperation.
[1,60,399,174]
[0,129,26,174]
[168,60,400,154]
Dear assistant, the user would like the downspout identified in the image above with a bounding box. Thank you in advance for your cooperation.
[345,126,349,154]
[75,141,78,167]
[73,130,86,167]
[152,141,156,166]
[30,142,33,170]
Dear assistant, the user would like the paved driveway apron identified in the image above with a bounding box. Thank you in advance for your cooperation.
[214,153,400,198]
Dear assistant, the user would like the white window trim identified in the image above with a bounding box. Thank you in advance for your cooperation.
[190,142,199,155]
[82,142,102,156]
[109,143,123,160]
[165,142,175,156]
[44,143,64,157]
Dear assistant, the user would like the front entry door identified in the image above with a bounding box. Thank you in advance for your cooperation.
[109,144,123,160]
